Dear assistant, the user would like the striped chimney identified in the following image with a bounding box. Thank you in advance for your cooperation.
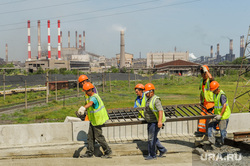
[47,20,51,59]
[60,31,62,49]
[240,36,244,57]
[38,20,41,60]
[79,34,82,48]
[75,31,77,49]
[5,44,8,63]
[27,20,31,61]
[68,31,70,48]
[58,20,61,60]
[83,31,85,51]
[229,39,233,55]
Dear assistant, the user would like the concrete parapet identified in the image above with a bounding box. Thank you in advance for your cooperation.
[0,123,72,147]
[227,113,250,133]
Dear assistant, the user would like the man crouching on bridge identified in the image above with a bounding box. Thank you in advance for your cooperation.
[77,82,112,158]
[143,83,167,160]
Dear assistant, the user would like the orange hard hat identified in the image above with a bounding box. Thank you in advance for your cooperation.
[210,81,219,91]
[134,84,144,90]
[78,75,88,83]
[144,83,155,91]
[83,82,94,91]
[200,65,209,71]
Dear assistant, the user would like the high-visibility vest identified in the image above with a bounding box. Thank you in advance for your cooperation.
[213,90,231,120]
[84,86,98,121]
[87,94,109,126]
[200,78,214,102]
[149,95,166,123]
[135,93,146,118]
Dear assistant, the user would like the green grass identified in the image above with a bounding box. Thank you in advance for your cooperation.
[0,75,249,124]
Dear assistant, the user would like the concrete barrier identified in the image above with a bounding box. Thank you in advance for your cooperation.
[0,123,72,147]
[0,113,249,147]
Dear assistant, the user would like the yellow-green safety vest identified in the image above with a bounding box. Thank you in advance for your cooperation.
[87,94,109,126]
[136,93,146,118]
[149,95,166,123]
[213,90,231,120]
[200,78,214,102]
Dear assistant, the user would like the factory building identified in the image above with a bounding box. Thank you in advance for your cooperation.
[24,20,103,73]
[146,51,189,68]
[116,53,133,68]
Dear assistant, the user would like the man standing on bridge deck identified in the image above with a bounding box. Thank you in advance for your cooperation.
[76,75,98,121]
[134,83,146,118]
[208,81,231,145]
[198,65,216,134]
[144,83,167,160]
[77,82,112,158]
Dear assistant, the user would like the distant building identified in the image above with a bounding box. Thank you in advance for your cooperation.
[0,57,5,65]
[147,51,189,68]
[116,53,133,68]
[133,58,146,68]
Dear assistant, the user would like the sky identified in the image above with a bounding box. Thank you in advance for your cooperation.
[0,0,249,62]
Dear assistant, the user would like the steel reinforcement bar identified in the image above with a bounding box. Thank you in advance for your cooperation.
[103,103,215,127]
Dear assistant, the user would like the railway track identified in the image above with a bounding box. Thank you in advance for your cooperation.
[0,94,82,114]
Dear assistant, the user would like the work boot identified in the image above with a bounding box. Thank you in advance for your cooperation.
[101,150,112,159]
[158,149,167,158]
[80,153,93,158]
[145,156,157,160]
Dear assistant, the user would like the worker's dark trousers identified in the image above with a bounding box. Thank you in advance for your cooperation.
[86,123,111,155]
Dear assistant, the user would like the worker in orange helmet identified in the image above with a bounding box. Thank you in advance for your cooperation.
[77,82,112,158]
[134,84,146,118]
[143,83,167,160]
[208,81,231,145]
[198,65,216,134]
[76,75,98,121]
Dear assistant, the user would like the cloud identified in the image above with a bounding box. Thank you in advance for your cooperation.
[112,24,126,32]
[189,53,197,59]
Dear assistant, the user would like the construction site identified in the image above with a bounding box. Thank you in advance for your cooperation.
[0,1,250,164]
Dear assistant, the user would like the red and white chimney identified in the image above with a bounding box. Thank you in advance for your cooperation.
[27,20,31,61]
[58,20,61,60]
[75,31,77,49]
[47,20,51,59]
[60,31,62,49]
[79,34,82,48]
[5,43,8,63]
[68,31,70,48]
[83,31,85,51]
[37,20,41,60]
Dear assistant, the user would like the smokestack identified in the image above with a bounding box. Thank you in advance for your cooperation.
[240,36,244,57]
[210,45,213,58]
[60,31,62,49]
[230,39,233,55]
[79,34,82,48]
[58,20,61,60]
[68,31,70,48]
[217,43,220,57]
[27,20,31,61]
[162,53,164,63]
[37,20,41,60]
[5,44,8,64]
[119,30,125,68]
[75,31,77,49]
[83,31,85,51]
[47,20,51,59]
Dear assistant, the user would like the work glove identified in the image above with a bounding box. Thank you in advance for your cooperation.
[215,115,222,121]
[78,106,86,115]
[202,66,208,73]
[75,109,86,121]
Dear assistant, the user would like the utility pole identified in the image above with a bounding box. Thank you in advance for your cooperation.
[3,69,5,101]
[25,80,27,109]
[109,72,111,92]
[46,70,49,103]
[77,70,79,97]
[55,76,58,101]
[128,71,130,90]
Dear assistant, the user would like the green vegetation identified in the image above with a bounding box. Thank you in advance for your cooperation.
[0,74,249,124]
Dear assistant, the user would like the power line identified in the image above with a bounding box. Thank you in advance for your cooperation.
[0,0,26,6]
[0,0,90,15]
[0,0,202,32]
[0,0,159,27]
